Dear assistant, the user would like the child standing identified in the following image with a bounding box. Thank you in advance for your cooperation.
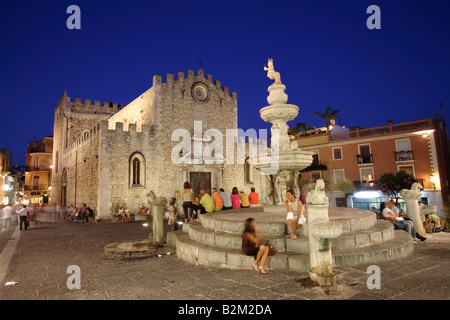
[166,198,178,231]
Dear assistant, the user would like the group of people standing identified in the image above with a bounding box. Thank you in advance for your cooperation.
[0,204,31,231]
[1,204,68,231]
[180,182,261,223]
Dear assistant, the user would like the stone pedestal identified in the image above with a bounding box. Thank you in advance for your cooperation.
[305,180,342,286]
[400,183,426,237]
[403,198,426,237]
[306,204,342,286]
[147,191,167,247]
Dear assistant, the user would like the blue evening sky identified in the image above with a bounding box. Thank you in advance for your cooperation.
[0,0,449,165]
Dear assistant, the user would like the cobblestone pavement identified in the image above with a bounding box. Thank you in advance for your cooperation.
[0,218,449,300]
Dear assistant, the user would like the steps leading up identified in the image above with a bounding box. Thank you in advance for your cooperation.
[333,230,414,266]
[186,219,395,253]
[168,207,413,271]
[171,231,311,271]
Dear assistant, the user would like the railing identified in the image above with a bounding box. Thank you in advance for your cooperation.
[330,119,433,141]
[356,154,373,164]
[353,181,376,190]
[26,165,52,172]
[24,184,49,191]
[394,150,414,161]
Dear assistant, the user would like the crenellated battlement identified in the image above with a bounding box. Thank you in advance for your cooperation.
[66,120,154,152]
[66,122,102,151]
[67,96,124,114]
[102,120,153,136]
[154,68,237,99]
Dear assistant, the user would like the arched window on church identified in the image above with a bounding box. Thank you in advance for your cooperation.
[129,152,145,188]
[133,158,140,185]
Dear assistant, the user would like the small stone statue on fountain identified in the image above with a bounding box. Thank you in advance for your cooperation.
[275,171,290,205]
[264,58,282,85]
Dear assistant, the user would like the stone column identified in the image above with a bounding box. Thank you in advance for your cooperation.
[147,191,167,247]
[306,179,342,286]
[400,183,426,237]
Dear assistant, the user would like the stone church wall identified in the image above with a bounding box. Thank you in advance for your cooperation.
[52,68,270,219]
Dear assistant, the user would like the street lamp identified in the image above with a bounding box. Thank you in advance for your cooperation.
[430,175,436,190]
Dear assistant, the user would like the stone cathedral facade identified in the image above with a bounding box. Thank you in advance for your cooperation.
[50,68,266,220]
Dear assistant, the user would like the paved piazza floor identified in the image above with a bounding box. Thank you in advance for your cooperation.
[0,214,448,301]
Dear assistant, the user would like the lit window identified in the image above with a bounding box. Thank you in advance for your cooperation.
[33,157,40,169]
[398,165,414,176]
[334,169,345,184]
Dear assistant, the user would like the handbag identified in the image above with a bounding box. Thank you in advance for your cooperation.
[263,241,276,256]
[424,218,435,233]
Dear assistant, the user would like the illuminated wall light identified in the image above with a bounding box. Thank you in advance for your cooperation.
[353,191,381,199]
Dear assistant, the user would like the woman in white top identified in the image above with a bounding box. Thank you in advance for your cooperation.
[119,206,125,222]
[124,207,131,222]
[285,190,306,239]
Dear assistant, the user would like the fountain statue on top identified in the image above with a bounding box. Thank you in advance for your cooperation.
[255,59,314,208]
[264,58,282,84]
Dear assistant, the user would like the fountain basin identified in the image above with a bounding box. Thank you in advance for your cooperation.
[254,149,314,174]
[104,239,173,259]
[310,221,343,240]
[259,104,299,123]
[419,205,438,215]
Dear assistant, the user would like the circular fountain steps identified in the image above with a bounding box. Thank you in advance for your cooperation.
[167,207,414,271]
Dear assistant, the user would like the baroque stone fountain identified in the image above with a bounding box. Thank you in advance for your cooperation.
[255,59,342,286]
[255,58,314,208]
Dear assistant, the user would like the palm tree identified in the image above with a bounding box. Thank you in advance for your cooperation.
[289,122,316,137]
[306,125,316,134]
[289,122,306,137]
[313,106,340,132]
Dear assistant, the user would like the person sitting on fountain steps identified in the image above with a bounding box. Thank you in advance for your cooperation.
[381,201,426,242]
[285,190,306,240]
[242,218,271,274]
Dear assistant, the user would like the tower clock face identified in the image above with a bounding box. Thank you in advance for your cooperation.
[191,82,209,103]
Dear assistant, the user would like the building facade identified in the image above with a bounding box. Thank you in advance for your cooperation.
[50,68,265,219]
[293,118,450,216]
[24,137,53,204]
[1,149,12,204]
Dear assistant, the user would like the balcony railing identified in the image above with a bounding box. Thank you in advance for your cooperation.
[26,165,52,172]
[330,119,433,141]
[356,154,373,164]
[25,184,49,191]
[353,181,376,190]
[394,150,414,161]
